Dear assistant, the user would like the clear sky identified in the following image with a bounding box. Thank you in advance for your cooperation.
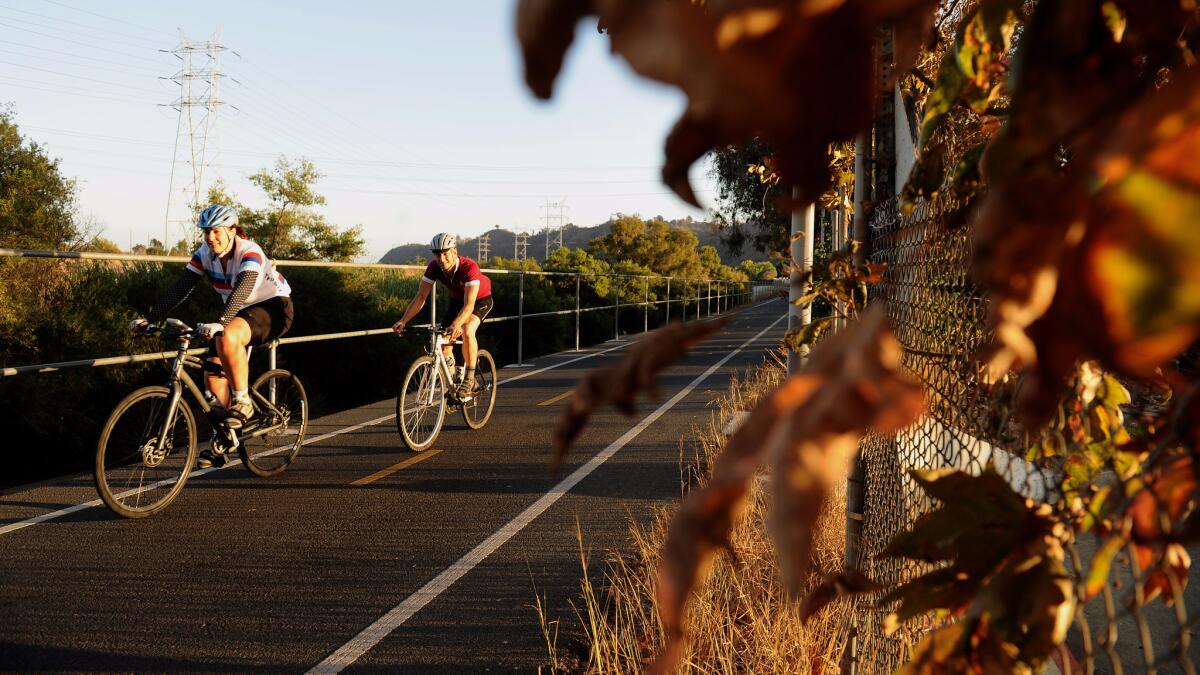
[1,0,716,261]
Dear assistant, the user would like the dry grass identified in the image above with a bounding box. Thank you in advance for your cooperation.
[540,351,851,673]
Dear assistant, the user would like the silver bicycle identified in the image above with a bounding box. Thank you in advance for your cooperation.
[94,318,308,518]
[396,325,497,451]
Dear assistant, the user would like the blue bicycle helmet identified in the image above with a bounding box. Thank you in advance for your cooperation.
[197,204,238,229]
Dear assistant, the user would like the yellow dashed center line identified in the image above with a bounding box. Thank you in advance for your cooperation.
[352,449,443,486]
[537,390,574,407]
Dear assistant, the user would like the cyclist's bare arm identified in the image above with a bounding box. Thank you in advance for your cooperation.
[393,280,433,335]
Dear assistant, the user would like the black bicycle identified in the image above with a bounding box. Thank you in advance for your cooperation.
[396,325,497,451]
[94,318,308,518]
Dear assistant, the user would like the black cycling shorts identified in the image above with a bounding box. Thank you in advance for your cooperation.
[445,295,493,325]
[206,296,294,360]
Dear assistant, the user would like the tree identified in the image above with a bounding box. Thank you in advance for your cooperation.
[587,213,741,282]
[0,111,78,249]
[544,246,614,298]
[206,157,365,262]
[738,259,777,281]
[708,138,790,257]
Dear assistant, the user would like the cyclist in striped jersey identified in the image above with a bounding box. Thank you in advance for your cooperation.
[131,205,294,467]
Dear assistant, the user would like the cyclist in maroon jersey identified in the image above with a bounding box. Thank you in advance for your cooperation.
[392,233,494,399]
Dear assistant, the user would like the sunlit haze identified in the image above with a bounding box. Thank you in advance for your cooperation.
[1,0,715,260]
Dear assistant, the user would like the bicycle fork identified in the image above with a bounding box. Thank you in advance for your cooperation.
[151,354,188,466]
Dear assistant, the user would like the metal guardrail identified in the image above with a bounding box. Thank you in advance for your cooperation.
[1,248,776,377]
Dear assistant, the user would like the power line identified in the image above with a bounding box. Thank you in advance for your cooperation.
[16,124,663,172]
[0,76,159,105]
[0,45,161,77]
[0,38,164,72]
[0,19,165,63]
[28,137,673,186]
[37,0,175,38]
[0,9,162,49]
[0,58,164,93]
[0,2,165,45]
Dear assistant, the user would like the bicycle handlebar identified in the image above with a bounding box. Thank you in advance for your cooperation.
[139,318,196,340]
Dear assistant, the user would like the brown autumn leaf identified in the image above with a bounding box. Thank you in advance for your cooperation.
[974,51,1200,423]
[515,0,591,100]
[1135,541,1192,606]
[651,306,923,674]
[1129,452,1197,544]
[797,569,881,623]
[551,318,727,472]
[516,0,938,207]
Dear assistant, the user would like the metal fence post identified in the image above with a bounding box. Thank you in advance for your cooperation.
[268,342,278,403]
[431,283,437,327]
[517,271,525,366]
[644,277,649,333]
[665,277,671,323]
[575,273,581,352]
[613,276,620,341]
[695,280,700,321]
[707,279,712,316]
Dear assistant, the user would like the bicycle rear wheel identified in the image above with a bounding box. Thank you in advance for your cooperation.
[238,369,308,477]
[94,386,197,519]
[397,355,446,451]
[462,349,497,430]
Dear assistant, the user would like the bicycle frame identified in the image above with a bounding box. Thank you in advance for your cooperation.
[421,327,463,405]
[150,327,289,449]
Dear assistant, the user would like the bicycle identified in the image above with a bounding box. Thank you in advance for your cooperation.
[94,318,309,518]
[396,325,497,451]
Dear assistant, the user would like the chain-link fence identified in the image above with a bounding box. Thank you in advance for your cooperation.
[849,196,1199,673]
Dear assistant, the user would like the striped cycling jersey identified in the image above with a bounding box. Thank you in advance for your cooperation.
[186,237,291,305]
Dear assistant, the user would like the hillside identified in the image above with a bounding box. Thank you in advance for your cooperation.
[378,218,755,267]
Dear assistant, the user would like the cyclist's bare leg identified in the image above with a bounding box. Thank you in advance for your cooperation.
[462,314,482,368]
[206,364,231,406]
[216,317,252,393]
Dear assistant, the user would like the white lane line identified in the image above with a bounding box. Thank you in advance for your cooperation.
[0,317,729,535]
[308,313,787,673]
[0,412,398,537]
[498,342,628,385]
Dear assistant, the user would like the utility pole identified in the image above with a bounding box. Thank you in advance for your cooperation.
[477,232,490,264]
[162,31,228,248]
[514,229,529,263]
[540,199,568,259]
[787,199,815,375]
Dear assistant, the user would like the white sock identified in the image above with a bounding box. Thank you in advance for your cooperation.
[233,389,249,401]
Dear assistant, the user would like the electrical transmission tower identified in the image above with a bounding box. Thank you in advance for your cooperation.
[514,230,529,263]
[477,233,490,264]
[540,199,568,259]
[162,31,228,248]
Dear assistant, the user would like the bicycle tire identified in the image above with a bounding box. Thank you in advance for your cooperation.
[462,349,497,430]
[396,355,446,451]
[238,369,308,477]
[94,386,197,519]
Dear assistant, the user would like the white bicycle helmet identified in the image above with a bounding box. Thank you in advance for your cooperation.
[197,204,238,230]
[430,232,456,252]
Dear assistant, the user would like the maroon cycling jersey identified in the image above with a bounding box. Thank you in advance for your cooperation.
[421,255,492,300]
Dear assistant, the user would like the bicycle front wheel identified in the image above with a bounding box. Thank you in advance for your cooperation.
[396,355,446,451]
[94,386,197,519]
[238,369,308,477]
[462,349,497,430]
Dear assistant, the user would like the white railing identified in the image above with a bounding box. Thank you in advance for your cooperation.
[0,248,775,377]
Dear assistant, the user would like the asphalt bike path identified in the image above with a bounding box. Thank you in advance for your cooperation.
[0,300,786,672]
